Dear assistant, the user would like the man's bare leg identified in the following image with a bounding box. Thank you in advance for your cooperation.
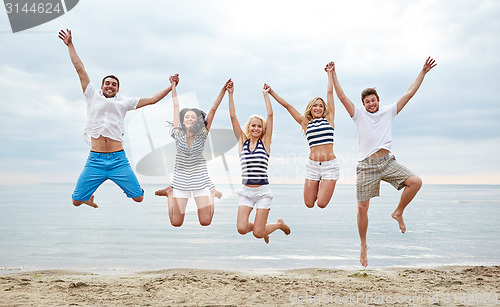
[73,195,98,208]
[357,200,370,267]
[155,186,172,197]
[210,188,222,199]
[391,175,422,234]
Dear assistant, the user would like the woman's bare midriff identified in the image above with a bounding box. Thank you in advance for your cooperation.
[90,136,124,153]
[309,144,336,162]
[369,148,390,158]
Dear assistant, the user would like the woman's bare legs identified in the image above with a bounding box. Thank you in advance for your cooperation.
[304,179,337,208]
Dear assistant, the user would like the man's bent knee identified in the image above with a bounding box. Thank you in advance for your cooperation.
[133,195,144,202]
[406,175,422,189]
[72,199,82,207]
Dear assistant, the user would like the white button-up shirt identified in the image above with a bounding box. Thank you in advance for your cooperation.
[83,83,139,145]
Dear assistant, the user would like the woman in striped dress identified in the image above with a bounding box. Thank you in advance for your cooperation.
[267,62,339,208]
[155,78,228,227]
[227,80,290,243]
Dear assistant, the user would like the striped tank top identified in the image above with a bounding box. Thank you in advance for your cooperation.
[171,128,215,191]
[306,118,334,147]
[240,138,269,185]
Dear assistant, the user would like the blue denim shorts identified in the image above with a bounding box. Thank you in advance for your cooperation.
[72,151,144,201]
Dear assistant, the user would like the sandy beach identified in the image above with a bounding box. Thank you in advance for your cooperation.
[1,266,498,306]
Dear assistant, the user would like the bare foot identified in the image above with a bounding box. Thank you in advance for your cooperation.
[277,218,291,235]
[391,211,406,234]
[360,244,369,267]
[83,195,98,208]
[211,188,222,199]
[155,186,172,197]
[264,235,270,244]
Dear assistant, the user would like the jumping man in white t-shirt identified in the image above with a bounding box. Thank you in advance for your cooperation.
[331,57,437,267]
[59,29,178,208]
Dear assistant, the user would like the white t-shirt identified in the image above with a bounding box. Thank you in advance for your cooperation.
[83,83,139,145]
[352,102,397,161]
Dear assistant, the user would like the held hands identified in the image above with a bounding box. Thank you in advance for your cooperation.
[169,74,179,86]
[324,61,335,73]
[225,79,234,94]
[423,57,437,73]
[263,83,271,95]
[58,29,72,46]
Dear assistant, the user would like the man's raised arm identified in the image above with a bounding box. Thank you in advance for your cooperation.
[396,57,437,114]
[136,74,178,109]
[58,29,90,93]
[331,62,355,118]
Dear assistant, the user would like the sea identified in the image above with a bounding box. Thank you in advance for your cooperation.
[0,183,499,274]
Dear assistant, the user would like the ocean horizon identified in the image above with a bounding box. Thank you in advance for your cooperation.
[1,183,499,274]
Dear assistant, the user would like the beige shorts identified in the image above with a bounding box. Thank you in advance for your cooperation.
[356,155,415,202]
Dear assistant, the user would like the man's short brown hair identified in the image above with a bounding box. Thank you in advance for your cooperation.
[361,88,379,103]
[102,75,120,88]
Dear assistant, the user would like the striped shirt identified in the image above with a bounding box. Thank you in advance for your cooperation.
[306,118,334,147]
[171,128,215,191]
[240,139,269,185]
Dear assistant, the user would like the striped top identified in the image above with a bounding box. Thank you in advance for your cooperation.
[171,128,215,191]
[306,118,334,147]
[240,138,269,185]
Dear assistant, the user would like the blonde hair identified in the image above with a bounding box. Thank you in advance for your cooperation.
[244,115,266,139]
[302,97,328,132]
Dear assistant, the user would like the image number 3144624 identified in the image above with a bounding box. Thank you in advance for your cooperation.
[4,0,79,33]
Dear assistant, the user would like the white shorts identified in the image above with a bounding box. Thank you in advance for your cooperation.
[237,185,273,210]
[305,158,340,181]
[173,188,210,199]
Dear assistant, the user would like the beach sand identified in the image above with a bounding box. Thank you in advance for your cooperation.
[1,266,498,306]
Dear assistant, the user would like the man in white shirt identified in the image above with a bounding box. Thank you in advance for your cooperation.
[59,29,178,208]
[331,57,437,266]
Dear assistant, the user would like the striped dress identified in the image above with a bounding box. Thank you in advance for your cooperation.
[305,118,334,147]
[171,128,215,191]
[240,138,269,185]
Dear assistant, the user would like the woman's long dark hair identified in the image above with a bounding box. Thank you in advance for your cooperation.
[179,108,207,134]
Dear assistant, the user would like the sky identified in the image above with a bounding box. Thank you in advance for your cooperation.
[0,0,499,186]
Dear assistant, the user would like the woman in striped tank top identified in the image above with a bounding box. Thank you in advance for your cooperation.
[268,62,340,208]
[227,80,290,243]
[155,78,229,227]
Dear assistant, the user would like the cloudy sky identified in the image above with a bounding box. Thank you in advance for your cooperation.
[1,0,499,186]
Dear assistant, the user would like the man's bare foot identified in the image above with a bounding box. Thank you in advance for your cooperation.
[155,186,172,197]
[277,218,291,235]
[391,211,406,234]
[211,188,222,199]
[264,235,270,244]
[360,244,369,267]
[83,195,98,208]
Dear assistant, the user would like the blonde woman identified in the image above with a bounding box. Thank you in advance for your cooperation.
[227,80,290,243]
[268,62,339,208]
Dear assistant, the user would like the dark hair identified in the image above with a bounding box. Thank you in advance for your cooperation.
[102,75,120,88]
[179,108,207,134]
[361,88,379,103]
